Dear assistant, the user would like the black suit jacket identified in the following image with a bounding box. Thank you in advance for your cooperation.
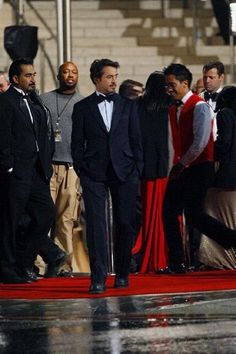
[214,107,236,188]
[0,86,54,181]
[71,92,143,182]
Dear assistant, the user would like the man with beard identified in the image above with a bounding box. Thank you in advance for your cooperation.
[71,58,143,293]
[40,61,83,275]
[0,58,56,283]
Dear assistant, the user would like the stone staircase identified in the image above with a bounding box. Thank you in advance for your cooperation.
[0,0,231,95]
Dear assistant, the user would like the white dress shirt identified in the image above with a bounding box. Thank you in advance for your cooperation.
[96,91,113,132]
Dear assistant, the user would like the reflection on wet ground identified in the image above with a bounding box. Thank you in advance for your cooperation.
[1,290,236,353]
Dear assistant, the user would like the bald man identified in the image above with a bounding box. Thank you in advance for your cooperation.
[0,71,10,93]
[40,62,84,274]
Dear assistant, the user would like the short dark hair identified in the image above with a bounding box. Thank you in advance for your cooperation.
[119,79,144,99]
[163,63,193,87]
[216,85,236,112]
[202,61,225,76]
[90,58,120,84]
[9,57,33,84]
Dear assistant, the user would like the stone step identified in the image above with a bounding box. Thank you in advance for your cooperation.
[122,9,163,18]
[73,37,137,46]
[173,55,219,65]
[138,36,187,47]
[0,0,229,97]
[72,18,143,29]
[158,46,195,56]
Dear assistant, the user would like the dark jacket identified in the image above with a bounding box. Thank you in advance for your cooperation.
[0,86,54,181]
[71,92,143,182]
[138,98,169,179]
[214,107,236,188]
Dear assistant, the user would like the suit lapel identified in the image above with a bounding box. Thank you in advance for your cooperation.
[9,86,34,129]
[110,94,123,133]
[88,93,108,134]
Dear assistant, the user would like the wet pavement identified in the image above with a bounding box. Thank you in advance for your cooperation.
[1,290,236,353]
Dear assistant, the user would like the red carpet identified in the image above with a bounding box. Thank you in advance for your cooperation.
[0,270,236,300]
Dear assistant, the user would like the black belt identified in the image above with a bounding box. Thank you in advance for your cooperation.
[53,161,73,167]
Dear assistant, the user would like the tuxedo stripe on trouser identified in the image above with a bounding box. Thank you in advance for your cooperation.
[50,164,80,270]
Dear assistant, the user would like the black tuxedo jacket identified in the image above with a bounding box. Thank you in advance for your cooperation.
[214,107,236,188]
[0,85,54,181]
[71,92,143,182]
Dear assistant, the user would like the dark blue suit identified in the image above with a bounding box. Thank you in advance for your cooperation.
[71,92,143,283]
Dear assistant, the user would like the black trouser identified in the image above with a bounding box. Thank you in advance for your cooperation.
[16,213,63,267]
[163,162,236,266]
[0,164,55,274]
[81,173,138,283]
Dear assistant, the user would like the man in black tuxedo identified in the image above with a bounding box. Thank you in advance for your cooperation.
[201,61,224,115]
[0,58,57,283]
[71,58,143,294]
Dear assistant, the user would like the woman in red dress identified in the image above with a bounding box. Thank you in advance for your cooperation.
[132,71,173,273]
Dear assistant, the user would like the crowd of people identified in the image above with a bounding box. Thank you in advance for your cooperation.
[0,57,236,294]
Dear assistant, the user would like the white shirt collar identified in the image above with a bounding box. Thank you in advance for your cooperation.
[181,90,193,104]
[13,86,27,96]
[96,90,106,97]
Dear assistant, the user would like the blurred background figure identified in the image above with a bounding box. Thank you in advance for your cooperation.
[192,78,204,94]
[132,71,173,273]
[118,78,144,272]
[119,79,144,99]
[211,0,230,45]
[0,71,10,93]
[199,86,236,270]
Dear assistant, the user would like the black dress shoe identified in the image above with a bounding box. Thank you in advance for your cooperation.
[171,263,187,274]
[1,272,32,284]
[156,266,172,275]
[114,277,129,288]
[19,268,38,282]
[89,282,106,294]
[44,252,68,278]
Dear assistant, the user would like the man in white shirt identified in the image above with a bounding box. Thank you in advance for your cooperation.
[162,63,236,273]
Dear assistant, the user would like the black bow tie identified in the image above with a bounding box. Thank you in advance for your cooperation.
[21,93,30,100]
[204,91,218,102]
[96,93,115,103]
[175,100,183,107]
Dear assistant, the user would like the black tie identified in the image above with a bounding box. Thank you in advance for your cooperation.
[175,100,183,107]
[21,94,40,140]
[96,93,115,103]
[204,91,218,102]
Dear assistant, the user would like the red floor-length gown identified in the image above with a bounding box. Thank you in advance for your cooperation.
[132,178,168,273]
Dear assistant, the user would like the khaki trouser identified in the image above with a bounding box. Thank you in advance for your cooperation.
[36,164,90,273]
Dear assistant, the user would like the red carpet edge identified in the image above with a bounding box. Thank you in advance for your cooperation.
[0,270,236,300]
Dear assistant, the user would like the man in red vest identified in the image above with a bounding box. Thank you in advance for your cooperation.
[163,63,236,273]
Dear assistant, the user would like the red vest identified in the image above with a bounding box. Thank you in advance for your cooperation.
[169,94,214,166]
